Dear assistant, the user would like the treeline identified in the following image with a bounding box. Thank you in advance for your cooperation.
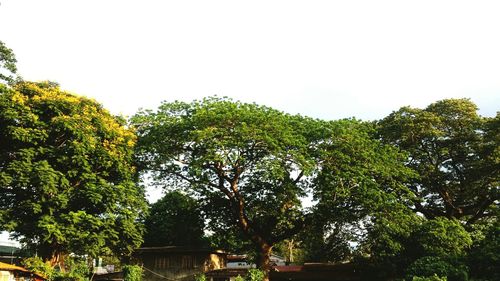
[1,41,498,281]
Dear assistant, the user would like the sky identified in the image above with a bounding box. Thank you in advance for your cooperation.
[0,0,499,121]
[0,0,499,244]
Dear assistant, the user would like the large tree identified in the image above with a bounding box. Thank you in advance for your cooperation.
[377,99,499,224]
[132,98,413,279]
[0,82,147,265]
[132,98,320,280]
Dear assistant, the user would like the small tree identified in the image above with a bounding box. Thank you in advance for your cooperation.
[143,191,206,247]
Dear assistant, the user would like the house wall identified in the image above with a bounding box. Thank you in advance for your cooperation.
[139,252,226,281]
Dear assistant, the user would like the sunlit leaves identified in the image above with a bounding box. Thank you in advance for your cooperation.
[0,81,147,261]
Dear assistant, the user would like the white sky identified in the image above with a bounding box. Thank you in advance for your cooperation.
[0,0,498,121]
[0,1,499,243]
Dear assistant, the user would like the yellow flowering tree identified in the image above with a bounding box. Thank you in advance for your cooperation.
[0,82,147,266]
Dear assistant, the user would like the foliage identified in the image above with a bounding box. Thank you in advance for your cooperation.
[123,265,143,281]
[22,256,91,281]
[377,99,499,224]
[245,269,265,281]
[309,119,415,263]
[0,82,147,263]
[143,191,206,247]
[412,275,447,281]
[0,40,18,84]
[132,98,418,280]
[132,97,325,280]
[299,221,355,263]
[467,221,499,280]
[357,216,473,281]
[53,257,91,281]
[410,217,472,258]
[194,273,207,281]
[234,275,245,281]
[272,238,306,264]
[23,256,55,280]
[406,256,468,281]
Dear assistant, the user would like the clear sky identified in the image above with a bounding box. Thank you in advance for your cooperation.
[0,0,499,243]
[0,0,498,121]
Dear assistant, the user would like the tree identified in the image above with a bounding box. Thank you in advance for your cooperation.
[377,99,499,224]
[132,98,413,279]
[467,221,499,280]
[143,191,206,247]
[132,98,325,280]
[0,82,147,266]
[0,40,18,84]
[309,119,414,264]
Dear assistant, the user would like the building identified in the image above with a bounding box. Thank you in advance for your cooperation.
[132,247,227,281]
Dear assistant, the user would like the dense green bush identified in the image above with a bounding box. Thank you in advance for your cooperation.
[411,218,472,258]
[245,269,265,281]
[123,265,143,281]
[22,256,90,281]
[22,257,55,280]
[406,257,468,281]
[194,273,206,281]
[234,275,245,281]
[467,222,499,281]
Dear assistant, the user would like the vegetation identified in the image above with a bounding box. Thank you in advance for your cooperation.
[0,42,497,281]
[0,82,147,265]
[132,98,418,279]
[143,191,206,247]
[0,40,18,84]
[377,99,499,224]
[132,98,321,280]
[123,265,143,281]
[22,256,91,281]
[245,269,265,281]
[194,273,207,281]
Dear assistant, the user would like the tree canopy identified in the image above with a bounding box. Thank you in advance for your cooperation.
[132,97,320,280]
[0,40,18,84]
[377,98,499,224]
[132,97,416,279]
[143,191,206,247]
[0,81,147,265]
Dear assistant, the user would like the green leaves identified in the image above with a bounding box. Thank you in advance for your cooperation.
[0,41,18,85]
[377,98,499,224]
[143,191,206,247]
[0,81,147,261]
[132,97,321,276]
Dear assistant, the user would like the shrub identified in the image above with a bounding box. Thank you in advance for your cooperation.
[194,273,207,281]
[22,257,54,280]
[234,275,245,281]
[406,257,468,281]
[123,265,143,281]
[245,269,265,281]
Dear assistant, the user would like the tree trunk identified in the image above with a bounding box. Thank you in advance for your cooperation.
[49,251,66,272]
[256,243,273,281]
